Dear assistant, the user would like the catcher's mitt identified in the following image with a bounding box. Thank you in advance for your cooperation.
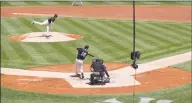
[54,14,58,17]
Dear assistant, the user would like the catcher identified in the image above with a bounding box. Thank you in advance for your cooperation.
[89,58,110,85]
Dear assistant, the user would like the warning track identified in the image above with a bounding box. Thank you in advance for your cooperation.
[1,5,191,22]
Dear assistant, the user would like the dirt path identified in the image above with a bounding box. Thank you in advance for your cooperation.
[1,68,191,94]
[29,62,129,72]
[1,5,191,22]
[1,52,191,94]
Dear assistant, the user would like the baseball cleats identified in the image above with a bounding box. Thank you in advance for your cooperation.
[70,73,84,79]
[80,73,84,79]
[31,21,34,24]
[70,73,80,77]
[45,35,52,39]
[41,34,52,39]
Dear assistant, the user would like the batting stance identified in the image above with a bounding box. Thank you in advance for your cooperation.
[72,0,83,6]
[31,14,58,34]
[74,45,94,79]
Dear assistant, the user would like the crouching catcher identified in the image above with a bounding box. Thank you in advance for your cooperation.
[89,58,110,85]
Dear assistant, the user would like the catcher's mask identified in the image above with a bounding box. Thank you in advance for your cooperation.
[95,59,100,62]
[95,59,103,64]
[92,58,97,63]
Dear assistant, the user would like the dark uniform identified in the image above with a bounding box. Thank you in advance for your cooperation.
[90,59,110,85]
[48,17,56,24]
[91,59,109,77]
[74,45,93,79]
[76,48,89,60]
[32,14,58,35]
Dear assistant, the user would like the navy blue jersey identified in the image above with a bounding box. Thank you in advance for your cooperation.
[48,17,55,24]
[76,48,88,60]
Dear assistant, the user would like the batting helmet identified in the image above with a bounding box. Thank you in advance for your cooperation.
[84,45,89,49]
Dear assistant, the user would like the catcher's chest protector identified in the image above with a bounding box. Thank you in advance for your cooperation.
[93,62,103,72]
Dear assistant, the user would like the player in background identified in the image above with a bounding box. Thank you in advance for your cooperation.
[72,0,83,6]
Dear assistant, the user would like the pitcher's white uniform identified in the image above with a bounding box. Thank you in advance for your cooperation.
[32,14,58,33]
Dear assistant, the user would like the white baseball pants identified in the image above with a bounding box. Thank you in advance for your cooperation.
[74,58,84,74]
[33,20,51,33]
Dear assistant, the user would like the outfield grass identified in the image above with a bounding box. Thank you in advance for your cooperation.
[1,61,191,103]
[1,17,191,69]
[1,1,191,6]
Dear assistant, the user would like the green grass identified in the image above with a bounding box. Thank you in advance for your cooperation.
[1,1,191,7]
[1,2,191,102]
[172,60,192,72]
[1,61,191,103]
[1,17,191,69]
[1,83,191,103]
[1,17,192,68]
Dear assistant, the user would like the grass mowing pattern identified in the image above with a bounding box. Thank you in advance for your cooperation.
[1,1,191,103]
[1,1,191,6]
[1,17,191,69]
[1,61,191,103]
[172,60,192,72]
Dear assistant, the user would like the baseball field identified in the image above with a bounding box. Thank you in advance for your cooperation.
[1,1,192,103]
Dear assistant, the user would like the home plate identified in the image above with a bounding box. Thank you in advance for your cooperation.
[8,32,83,43]
[65,72,141,88]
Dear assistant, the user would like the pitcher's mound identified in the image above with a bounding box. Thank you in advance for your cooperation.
[8,32,83,43]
